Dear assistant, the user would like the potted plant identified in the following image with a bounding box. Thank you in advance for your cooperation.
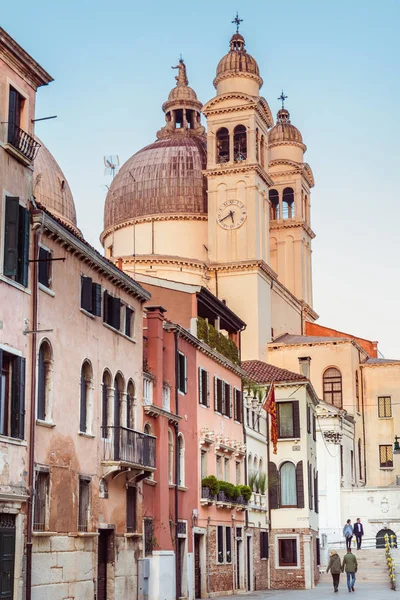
[202,475,219,499]
[258,471,267,496]
[237,485,252,504]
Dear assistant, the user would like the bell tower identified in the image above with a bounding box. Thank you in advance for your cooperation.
[202,20,275,361]
[268,97,315,307]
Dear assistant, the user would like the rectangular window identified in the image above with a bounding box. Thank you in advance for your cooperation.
[216,455,223,480]
[234,388,242,423]
[260,531,268,559]
[80,276,102,316]
[278,538,298,567]
[3,197,30,286]
[379,445,393,468]
[224,457,230,482]
[126,486,137,533]
[0,350,26,439]
[38,246,52,289]
[200,450,207,480]
[307,405,311,434]
[162,384,171,412]
[378,396,392,418]
[217,525,224,563]
[215,377,223,413]
[236,461,241,486]
[125,306,135,338]
[8,86,24,143]
[33,469,49,531]
[144,518,154,556]
[224,383,231,417]
[199,368,209,407]
[278,402,300,439]
[143,377,153,406]
[178,352,187,394]
[103,290,121,329]
[78,477,91,532]
[225,526,232,563]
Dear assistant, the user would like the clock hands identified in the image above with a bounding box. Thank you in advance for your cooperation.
[220,210,235,223]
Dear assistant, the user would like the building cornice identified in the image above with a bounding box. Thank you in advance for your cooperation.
[204,162,273,187]
[269,159,315,188]
[212,71,264,91]
[100,213,208,244]
[202,93,273,128]
[270,219,316,239]
[121,254,208,271]
[0,27,53,89]
[209,259,277,281]
[269,140,307,152]
[32,210,151,303]
[360,361,400,369]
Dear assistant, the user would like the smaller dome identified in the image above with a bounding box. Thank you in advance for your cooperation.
[269,108,305,147]
[33,139,80,234]
[168,85,198,103]
[214,33,262,87]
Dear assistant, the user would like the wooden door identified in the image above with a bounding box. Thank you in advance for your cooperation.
[194,534,201,599]
[97,530,110,600]
[0,515,16,600]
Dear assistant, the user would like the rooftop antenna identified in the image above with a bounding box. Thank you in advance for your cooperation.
[104,155,120,179]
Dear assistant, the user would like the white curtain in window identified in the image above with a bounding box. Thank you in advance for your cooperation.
[279,403,294,437]
[280,462,297,506]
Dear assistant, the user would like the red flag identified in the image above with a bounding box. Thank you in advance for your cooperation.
[263,382,278,455]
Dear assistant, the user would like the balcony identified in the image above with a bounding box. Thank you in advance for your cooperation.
[101,426,156,479]
[249,492,268,512]
[6,124,41,163]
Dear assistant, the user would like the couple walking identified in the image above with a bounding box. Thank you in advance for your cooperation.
[344,518,364,550]
[327,549,358,593]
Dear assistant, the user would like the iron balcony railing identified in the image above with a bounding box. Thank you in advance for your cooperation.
[7,123,41,161]
[102,426,156,468]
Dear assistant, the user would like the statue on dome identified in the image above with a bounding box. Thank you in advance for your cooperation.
[171,59,188,87]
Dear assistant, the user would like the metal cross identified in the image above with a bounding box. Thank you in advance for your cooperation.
[278,90,288,109]
[232,12,243,33]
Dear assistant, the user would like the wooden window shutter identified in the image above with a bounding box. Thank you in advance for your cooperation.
[81,276,93,313]
[221,381,226,415]
[229,386,232,418]
[206,371,210,407]
[20,206,30,287]
[296,460,304,508]
[292,401,300,438]
[80,369,87,433]
[234,389,238,421]
[214,377,218,411]
[103,290,109,322]
[11,356,26,439]
[37,346,46,420]
[312,413,316,441]
[198,367,202,405]
[307,405,311,434]
[92,283,102,317]
[268,461,279,509]
[3,197,20,277]
[112,297,121,330]
[314,471,319,513]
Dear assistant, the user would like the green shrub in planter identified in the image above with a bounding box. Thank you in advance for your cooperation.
[201,475,219,497]
[238,485,252,502]
[218,481,239,500]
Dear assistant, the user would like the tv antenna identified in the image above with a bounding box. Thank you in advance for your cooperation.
[104,155,120,179]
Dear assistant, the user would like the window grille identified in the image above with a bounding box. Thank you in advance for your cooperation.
[378,396,392,418]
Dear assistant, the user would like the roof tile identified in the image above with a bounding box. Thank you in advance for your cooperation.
[242,360,307,384]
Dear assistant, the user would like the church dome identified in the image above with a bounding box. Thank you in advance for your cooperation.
[33,139,79,233]
[103,60,207,233]
[103,135,207,231]
[269,108,305,148]
[214,32,262,88]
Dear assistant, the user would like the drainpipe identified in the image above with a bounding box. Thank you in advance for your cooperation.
[26,217,40,600]
[207,517,211,595]
[174,329,180,600]
[360,367,367,485]
[266,409,272,590]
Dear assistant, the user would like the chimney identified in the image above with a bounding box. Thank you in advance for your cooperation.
[298,356,311,379]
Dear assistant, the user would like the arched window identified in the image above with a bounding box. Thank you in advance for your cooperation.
[80,361,93,433]
[358,438,363,480]
[168,429,174,484]
[216,127,230,163]
[282,187,295,219]
[114,373,125,429]
[280,462,297,507]
[101,370,111,437]
[126,380,135,429]
[144,422,151,436]
[260,134,265,168]
[234,125,247,161]
[269,189,280,220]
[178,433,185,487]
[37,340,53,422]
[323,368,343,408]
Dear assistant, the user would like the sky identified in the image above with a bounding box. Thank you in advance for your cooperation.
[2,0,400,357]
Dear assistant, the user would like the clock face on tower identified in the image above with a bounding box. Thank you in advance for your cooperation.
[217,200,247,230]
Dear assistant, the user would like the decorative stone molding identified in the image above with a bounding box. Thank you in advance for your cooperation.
[323,430,343,444]
[100,213,208,242]
[204,162,273,187]
[270,220,316,239]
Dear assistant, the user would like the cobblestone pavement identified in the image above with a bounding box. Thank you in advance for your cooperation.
[211,582,398,599]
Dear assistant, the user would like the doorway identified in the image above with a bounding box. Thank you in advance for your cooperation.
[246,535,252,591]
[376,529,397,549]
[0,514,16,600]
[236,538,243,589]
[98,529,113,600]
[194,534,201,599]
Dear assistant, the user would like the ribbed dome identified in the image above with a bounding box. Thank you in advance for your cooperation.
[167,85,198,103]
[269,108,304,147]
[214,33,262,87]
[33,139,79,232]
[103,136,207,230]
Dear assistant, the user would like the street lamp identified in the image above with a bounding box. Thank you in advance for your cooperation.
[394,435,400,454]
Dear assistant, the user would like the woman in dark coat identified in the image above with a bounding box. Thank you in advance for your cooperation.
[326,550,342,592]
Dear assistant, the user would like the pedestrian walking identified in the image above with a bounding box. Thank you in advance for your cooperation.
[343,519,353,550]
[326,549,342,592]
[353,518,364,550]
[342,548,358,592]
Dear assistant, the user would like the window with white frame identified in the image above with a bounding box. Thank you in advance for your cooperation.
[125,306,135,338]
[2,196,30,286]
[216,455,223,480]
[143,376,153,406]
[201,450,207,480]
[37,340,53,422]
[277,537,298,567]
[33,467,50,531]
[198,367,209,407]
[126,379,135,429]
[78,476,91,532]
[38,245,53,289]
[178,433,185,486]
[168,429,174,484]
[0,348,26,439]
[178,352,187,394]
[217,525,232,564]
[79,361,93,434]
[163,384,171,412]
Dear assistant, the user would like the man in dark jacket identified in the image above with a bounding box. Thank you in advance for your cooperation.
[353,518,364,550]
[342,549,358,592]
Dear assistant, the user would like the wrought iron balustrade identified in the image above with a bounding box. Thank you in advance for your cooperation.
[7,123,41,161]
[102,426,156,468]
